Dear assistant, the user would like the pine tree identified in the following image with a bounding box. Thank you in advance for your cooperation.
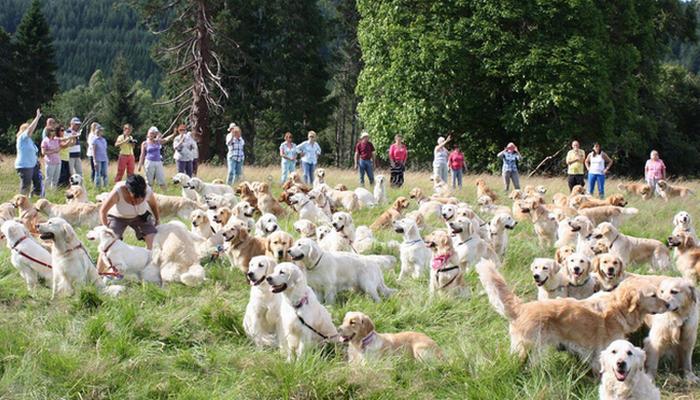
[13,0,58,116]
[102,54,140,145]
[0,27,19,131]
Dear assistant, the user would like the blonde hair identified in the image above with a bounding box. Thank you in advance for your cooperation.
[284,131,293,140]
[90,122,98,134]
[308,130,317,139]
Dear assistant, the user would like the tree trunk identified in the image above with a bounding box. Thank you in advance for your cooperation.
[191,0,212,160]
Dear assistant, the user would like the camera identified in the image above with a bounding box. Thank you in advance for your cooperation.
[129,137,138,144]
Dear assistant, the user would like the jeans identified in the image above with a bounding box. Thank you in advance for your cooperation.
[281,159,296,184]
[17,163,42,197]
[302,162,316,185]
[68,155,82,176]
[95,160,108,188]
[227,158,243,184]
[177,160,193,177]
[451,168,463,188]
[88,156,95,183]
[588,173,605,198]
[567,174,585,192]
[433,162,448,183]
[45,163,61,190]
[116,154,135,181]
[359,159,374,185]
[503,170,520,191]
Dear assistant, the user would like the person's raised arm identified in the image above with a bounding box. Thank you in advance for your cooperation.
[147,192,160,225]
[26,109,42,137]
[99,190,118,226]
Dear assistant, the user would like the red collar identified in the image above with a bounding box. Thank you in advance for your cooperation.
[293,293,309,309]
[11,236,29,250]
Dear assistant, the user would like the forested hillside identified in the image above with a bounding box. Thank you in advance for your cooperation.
[0,0,159,91]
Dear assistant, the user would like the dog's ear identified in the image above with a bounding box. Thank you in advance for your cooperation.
[466,220,474,236]
[633,346,646,372]
[616,257,625,277]
[239,227,249,240]
[591,256,601,276]
[551,261,561,274]
[627,289,641,314]
[265,236,273,252]
[360,314,375,337]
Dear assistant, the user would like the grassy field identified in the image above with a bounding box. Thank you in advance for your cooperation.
[0,160,699,399]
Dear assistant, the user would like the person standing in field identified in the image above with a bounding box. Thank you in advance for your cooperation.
[389,134,407,188]
[114,123,136,181]
[226,123,245,184]
[138,126,173,191]
[298,131,322,185]
[585,142,613,199]
[354,131,376,186]
[92,125,109,189]
[644,150,666,196]
[279,131,298,184]
[565,140,586,192]
[433,135,451,183]
[15,109,43,197]
[497,142,521,192]
[173,124,197,177]
[41,126,68,190]
[64,117,83,176]
[86,122,99,183]
[448,144,467,189]
[56,126,72,187]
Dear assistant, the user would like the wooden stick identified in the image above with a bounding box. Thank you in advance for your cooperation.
[528,146,566,177]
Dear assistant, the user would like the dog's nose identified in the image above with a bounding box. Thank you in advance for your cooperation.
[246,272,254,278]
[533,274,540,281]
[265,276,273,283]
[616,360,626,369]
[607,268,614,274]
[573,267,580,273]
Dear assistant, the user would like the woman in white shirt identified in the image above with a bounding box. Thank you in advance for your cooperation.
[584,142,613,199]
[432,135,451,183]
[173,124,196,177]
[297,131,321,185]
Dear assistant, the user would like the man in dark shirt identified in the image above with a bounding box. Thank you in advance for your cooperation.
[354,131,376,186]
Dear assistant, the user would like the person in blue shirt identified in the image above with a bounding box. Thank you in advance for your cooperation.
[15,109,43,197]
[297,131,322,185]
[497,142,522,191]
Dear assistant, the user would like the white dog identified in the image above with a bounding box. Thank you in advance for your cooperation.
[489,213,517,257]
[672,211,697,259]
[393,218,430,280]
[448,217,500,267]
[243,256,282,347]
[354,186,376,208]
[307,187,333,219]
[373,175,387,204]
[289,193,330,224]
[293,219,317,239]
[2,219,53,291]
[267,262,337,361]
[288,238,395,303]
[186,177,235,199]
[255,213,280,238]
[172,173,198,201]
[530,258,567,300]
[204,193,238,210]
[151,222,206,287]
[599,340,660,400]
[86,225,160,284]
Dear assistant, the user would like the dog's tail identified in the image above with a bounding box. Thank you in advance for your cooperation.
[616,183,626,192]
[475,258,521,320]
[365,255,396,271]
[621,207,639,215]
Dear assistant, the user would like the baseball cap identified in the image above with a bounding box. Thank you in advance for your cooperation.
[360,131,369,139]
[70,117,82,125]
[228,123,238,130]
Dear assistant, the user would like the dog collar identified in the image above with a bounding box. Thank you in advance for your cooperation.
[535,276,549,287]
[609,234,620,248]
[361,331,376,349]
[103,239,118,254]
[293,293,309,309]
[210,225,217,234]
[250,274,266,286]
[457,237,473,246]
[569,276,591,288]
[602,283,619,292]
[296,199,311,209]
[11,235,28,250]
[309,253,324,270]
[66,243,84,254]
[432,253,453,270]
[404,238,423,245]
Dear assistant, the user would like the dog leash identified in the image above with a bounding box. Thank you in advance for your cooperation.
[293,293,337,341]
[10,236,53,269]
[99,239,124,278]
[436,265,460,289]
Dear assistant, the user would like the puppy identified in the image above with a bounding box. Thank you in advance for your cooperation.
[12,194,41,234]
[254,182,287,217]
[489,213,517,257]
[393,217,430,280]
[373,175,387,204]
[65,185,89,204]
[293,219,317,239]
[186,177,235,199]
[657,180,694,201]
[255,213,280,238]
[86,226,160,284]
[475,178,498,202]
[338,311,442,364]
[599,340,660,400]
[617,182,653,200]
[289,192,330,225]
[425,230,468,296]
[644,277,699,383]
[288,238,395,303]
[155,193,203,220]
[244,256,282,347]
[151,222,206,287]
[172,173,198,201]
[578,205,638,227]
[530,258,567,300]
[592,254,631,292]
[34,199,100,228]
[476,259,669,374]
[370,197,409,230]
[2,219,52,291]
[563,253,596,299]
[267,262,338,361]
[221,224,267,273]
[668,231,700,284]
[591,222,671,270]
[578,194,627,209]
[265,230,294,263]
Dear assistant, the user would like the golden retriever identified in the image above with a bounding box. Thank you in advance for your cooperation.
[592,254,632,292]
[265,230,294,263]
[235,182,259,209]
[668,231,700,285]
[577,194,628,209]
[599,340,660,400]
[34,199,100,228]
[12,194,42,234]
[590,222,670,270]
[254,182,287,217]
[517,199,557,247]
[155,193,203,220]
[563,253,597,299]
[578,205,638,227]
[369,197,410,230]
[617,182,653,200]
[65,185,89,203]
[530,258,567,300]
[475,178,498,202]
[656,180,694,201]
[425,230,468,296]
[554,245,575,265]
[222,224,267,273]
[338,311,443,364]
[476,259,669,373]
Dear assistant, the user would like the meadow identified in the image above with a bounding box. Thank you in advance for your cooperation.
[0,160,699,399]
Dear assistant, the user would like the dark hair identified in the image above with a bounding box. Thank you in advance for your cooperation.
[592,142,601,154]
[125,174,147,198]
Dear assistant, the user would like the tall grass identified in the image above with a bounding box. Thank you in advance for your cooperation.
[0,159,698,399]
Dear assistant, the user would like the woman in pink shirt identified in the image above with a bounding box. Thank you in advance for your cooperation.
[389,134,408,187]
[644,150,666,196]
[448,144,467,189]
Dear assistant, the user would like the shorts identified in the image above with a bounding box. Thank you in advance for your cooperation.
[107,213,158,241]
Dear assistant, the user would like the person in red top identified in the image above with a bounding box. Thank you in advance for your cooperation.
[389,134,407,187]
[354,131,376,185]
[448,144,467,189]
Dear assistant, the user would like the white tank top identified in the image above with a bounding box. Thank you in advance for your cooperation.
[108,181,152,218]
[588,152,606,174]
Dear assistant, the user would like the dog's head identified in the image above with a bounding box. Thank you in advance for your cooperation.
[235,182,254,196]
[69,174,83,186]
[222,223,248,243]
[246,255,276,286]
[392,196,409,211]
[673,211,693,228]
[266,230,294,262]
[256,182,271,195]
[475,178,486,188]
[256,213,279,236]
[338,311,375,344]
[592,254,625,283]
[448,217,473,236]
[315,225,332,242]
[95,192,109,204]
[1,219,29,243]
[508,190,524,200]
[571,185,586,196]
[657,180,668,190]
[515,199,531,214]
[393,217,419,236]
[233,201,254,218]
[617,284,669,315]
[564,253,592,285]
[36,217,75,246]
[331,212,353,233]
[554,245,575,264]
[492,213,517,231]
[409,187,422,199]
[85,225,119,244]
[590,222,616,242]
[530,258,560,287]
[289,192,309,206]
[440,204,457,221]
[600,340,646,383]
[609,194,627,207]
[315,168,326,180]
[172,173,190,187]
[213,207,232,225]
[568,194,588,209]
[34,199,50,213]
[204,194,225,210]
[11,194,29,210]
[658,277,697,313]
[293,219,316,238]
[266,262,305,294]
[190,209,209,227]
[568,215,593,235]
[477,195,493,206]
[668,230,696,250]
[552,193,568,208]
[376,175,385,186]
[185,177,204,192]
[65,186,85,201]
[334,183,348,191]
[288,238,321,264]
[424,230,452,254]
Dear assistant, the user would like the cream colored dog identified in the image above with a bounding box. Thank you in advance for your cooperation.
[172,173,199,201]
[293,219,317,239]
[590,222,671,270]
[2,219,52,291]
[448,217,500,267]
[393,217,430,280]
[186,177,235,199]
[255,213,280,238]
[151,222,206,287]
[86,225,160,284]
[373,175,387,204]
[337,311,442,364]
[488,213,517,257]
[530,258,567,300]
[34,199,100,228]
[289,192,330,225]
[599,340,660,400]
[243,256,282,347]
[155,193,203,220]
[563,253,597,299]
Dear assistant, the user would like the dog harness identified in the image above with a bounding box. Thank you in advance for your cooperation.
[293,292,336,341]
[99,239,123,278]
[10,236,53,269]
[432,253,460,289]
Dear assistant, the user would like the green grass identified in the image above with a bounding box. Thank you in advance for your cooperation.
[0,160,699,399]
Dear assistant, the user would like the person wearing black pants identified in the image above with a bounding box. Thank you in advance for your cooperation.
[565,140,586,192]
